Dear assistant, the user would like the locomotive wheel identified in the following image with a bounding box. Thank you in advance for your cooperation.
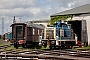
[84,42,88,47]
[69,46,72,49]
[26,43,29,48]
[61,46,65,49]
[54,46,59,49]
[49,46,52,49]
[26,43,32,48]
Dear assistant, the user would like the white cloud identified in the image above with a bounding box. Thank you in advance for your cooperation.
[0,0,90,34]
[0,8,33,17]
[68,1,77,8]
[30,8,41,15]
[0,0,37,9]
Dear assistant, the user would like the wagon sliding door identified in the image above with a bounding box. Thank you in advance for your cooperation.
[16,25,24,40]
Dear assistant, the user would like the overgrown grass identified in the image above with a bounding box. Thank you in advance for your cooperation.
[0,44,5,46]
[74,45,90,50]
[27,46,50,50]
[0,49,5,51]
[0,38,2,40]
[41,46,50,50]
[0,42,11,46]
[6,46,16,50]
[0,43,50,51]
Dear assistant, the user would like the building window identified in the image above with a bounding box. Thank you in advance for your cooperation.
[38,30,39,35]
[33,29,35,35]
[42,30,44,36]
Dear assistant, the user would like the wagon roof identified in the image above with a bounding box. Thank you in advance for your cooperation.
[27,23,45,29]
[10,23,26,27]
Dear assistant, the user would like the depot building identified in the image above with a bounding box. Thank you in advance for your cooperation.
[50,4,90,45]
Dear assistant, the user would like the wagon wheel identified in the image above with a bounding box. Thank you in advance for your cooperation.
[22,43,26,48]
[14,42,19,49]
[15,44,18,49]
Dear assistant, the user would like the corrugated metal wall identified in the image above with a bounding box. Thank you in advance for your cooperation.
[81,20,88,43]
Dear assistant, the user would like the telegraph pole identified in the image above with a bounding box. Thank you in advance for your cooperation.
[13,16,16,23]
[2,18,4,35]
[19,18,22,22]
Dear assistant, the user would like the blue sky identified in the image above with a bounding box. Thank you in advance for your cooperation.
[0,0,90,34]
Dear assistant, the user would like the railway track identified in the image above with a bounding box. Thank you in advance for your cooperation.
[0,45,90,60]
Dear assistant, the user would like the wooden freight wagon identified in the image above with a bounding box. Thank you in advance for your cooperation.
[11,23,45,48]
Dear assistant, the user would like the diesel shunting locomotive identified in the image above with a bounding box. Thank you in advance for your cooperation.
[41,20,77,49]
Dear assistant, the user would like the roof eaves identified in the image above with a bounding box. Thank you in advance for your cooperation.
[51,12,90,17]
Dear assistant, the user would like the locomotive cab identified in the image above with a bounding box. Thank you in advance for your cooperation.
[41,27,57,48]
[11,23,26,48]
